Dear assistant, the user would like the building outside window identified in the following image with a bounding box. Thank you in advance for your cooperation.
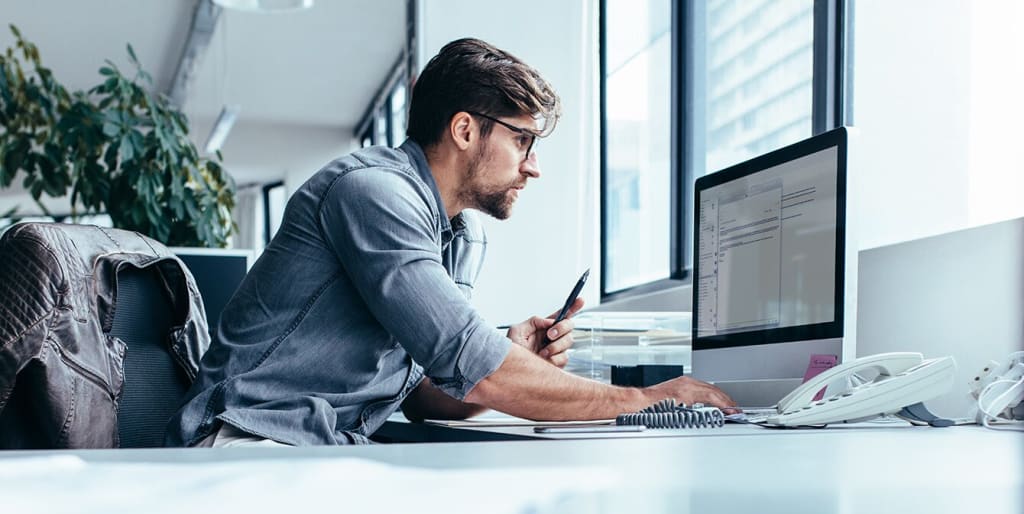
[602,0,828,296]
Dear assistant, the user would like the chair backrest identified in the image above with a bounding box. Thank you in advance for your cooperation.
[111,266,190,448]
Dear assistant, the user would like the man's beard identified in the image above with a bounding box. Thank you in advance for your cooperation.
[459,145,520,220]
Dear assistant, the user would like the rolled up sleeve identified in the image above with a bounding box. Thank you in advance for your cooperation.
[318,167,510,399]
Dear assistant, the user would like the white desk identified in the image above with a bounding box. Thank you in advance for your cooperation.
[1,424,1020,513]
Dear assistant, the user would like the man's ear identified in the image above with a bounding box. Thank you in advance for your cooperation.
[449,112,474,151]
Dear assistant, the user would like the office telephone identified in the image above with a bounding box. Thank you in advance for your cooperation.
[760,352,957,427]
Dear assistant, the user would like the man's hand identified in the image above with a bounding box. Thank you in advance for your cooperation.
[643,376,739,414]
[506,297,585,368]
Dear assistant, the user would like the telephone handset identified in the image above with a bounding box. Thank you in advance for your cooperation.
[764,352,957,427]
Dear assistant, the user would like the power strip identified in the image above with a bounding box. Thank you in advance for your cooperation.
[975,357,1024,428]
[969,351,1024,399]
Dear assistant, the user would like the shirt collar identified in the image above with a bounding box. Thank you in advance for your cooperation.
[399,139,465,238]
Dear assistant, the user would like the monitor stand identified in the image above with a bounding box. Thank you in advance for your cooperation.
[692,337,845,408]
[710,378,804,408]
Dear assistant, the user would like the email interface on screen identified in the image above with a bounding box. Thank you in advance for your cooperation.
[696,146,838,337]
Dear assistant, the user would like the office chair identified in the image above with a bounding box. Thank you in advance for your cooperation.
[111,266,192,448]
[0,222,208,449]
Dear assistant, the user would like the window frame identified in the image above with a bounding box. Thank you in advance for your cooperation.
[599,0,852,301]
[354,56,410,148]
[261,180,286,247]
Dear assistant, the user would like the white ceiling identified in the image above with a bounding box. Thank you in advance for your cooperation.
[1,0,406,128]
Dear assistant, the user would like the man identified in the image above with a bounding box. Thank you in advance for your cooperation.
[166,38,735,447]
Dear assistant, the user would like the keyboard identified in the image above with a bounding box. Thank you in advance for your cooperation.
[729,407,778,423]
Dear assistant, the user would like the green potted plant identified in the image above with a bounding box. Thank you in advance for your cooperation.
[0,24,235,247]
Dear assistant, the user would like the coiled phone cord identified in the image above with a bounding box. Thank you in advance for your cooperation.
[616,398,726,429]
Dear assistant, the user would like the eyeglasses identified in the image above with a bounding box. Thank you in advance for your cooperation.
[466,111,538,160]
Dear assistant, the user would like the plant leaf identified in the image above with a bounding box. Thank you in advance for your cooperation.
[102,121,120,137]
[119,135,134,162]
[126,43,137,64]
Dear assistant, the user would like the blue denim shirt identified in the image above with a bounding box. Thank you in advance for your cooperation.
[165,140,512,446]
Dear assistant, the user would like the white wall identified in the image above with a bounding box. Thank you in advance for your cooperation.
[187,117,357,191]
[965,2,1024,227]
[199,117,357,249]
[417,0,602,325]
[851,1,1024,410]
[853,0,1024,249]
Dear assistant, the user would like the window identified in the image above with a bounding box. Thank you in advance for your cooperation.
[356,59,410,148]
[389,82,407,148]
[600,0,849,298]
[703,0,815,175]
[602,0,673,294]
[374,109,389,146]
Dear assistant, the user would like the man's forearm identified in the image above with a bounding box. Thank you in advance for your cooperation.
[464,344,652,421]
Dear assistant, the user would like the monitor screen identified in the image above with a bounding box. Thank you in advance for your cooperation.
[172,248,254,339]
[691,128,851,405]
[698,146,838,334]
[693,128,847,350]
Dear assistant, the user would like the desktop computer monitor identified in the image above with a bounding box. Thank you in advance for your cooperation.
[172,248,254,341]
[691,127,856,407]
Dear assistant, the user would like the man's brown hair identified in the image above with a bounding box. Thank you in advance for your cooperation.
[406,38,561,148]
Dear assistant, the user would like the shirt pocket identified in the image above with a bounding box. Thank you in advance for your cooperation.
[446,233,486,301]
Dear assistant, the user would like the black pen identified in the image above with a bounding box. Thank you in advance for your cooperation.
[544,268,590,346]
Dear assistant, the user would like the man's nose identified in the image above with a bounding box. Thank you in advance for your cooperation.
[521,152,541,178]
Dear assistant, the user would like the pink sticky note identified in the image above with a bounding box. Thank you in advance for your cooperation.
[803,354,838,401]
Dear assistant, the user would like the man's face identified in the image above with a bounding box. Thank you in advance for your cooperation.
[459,114,542,220]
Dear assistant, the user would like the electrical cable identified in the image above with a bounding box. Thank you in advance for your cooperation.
[977,377,1024,432]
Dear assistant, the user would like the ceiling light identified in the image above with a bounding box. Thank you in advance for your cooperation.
[212,0,313,13]
[204,105,241,155]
